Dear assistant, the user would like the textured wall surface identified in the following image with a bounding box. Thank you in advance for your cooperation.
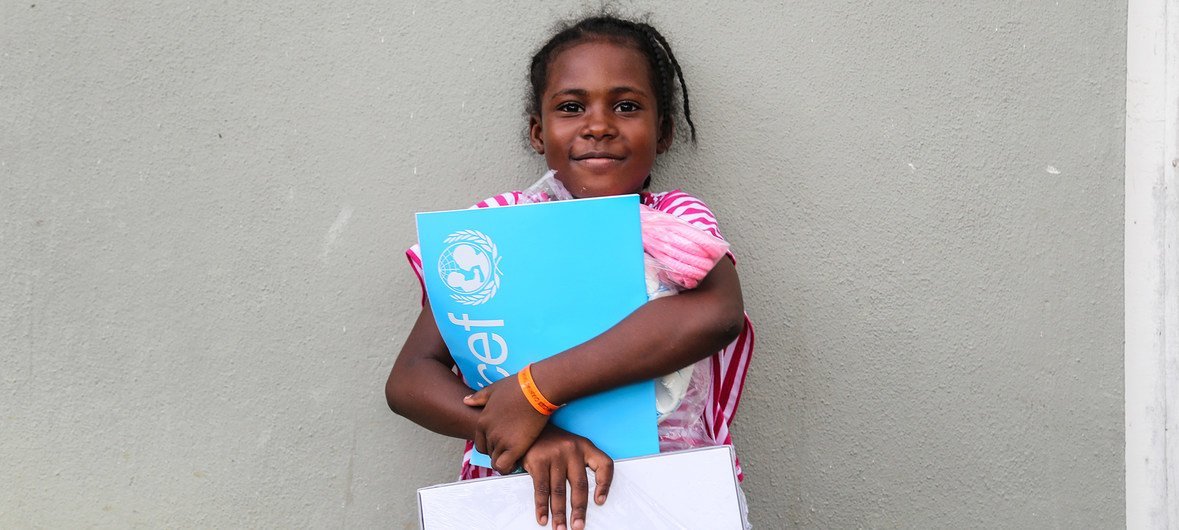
[1,1,1125,527]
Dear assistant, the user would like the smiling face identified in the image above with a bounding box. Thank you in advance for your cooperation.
[529,39,672,198]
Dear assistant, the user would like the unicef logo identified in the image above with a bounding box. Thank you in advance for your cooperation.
[437,230,502,306]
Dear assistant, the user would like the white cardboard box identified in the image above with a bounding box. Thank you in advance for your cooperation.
[417,445,745,529]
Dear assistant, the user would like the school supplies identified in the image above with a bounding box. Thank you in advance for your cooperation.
[416,194,658,468]
[417,445,746,529]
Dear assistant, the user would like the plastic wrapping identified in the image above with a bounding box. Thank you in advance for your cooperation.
[639,204,729,441]
[638,207,728,446]
[519,169,574,204]
[418,446,748,530]
[638,204,731,290]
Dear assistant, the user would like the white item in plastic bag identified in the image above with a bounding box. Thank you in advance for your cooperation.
[417,445,747,530]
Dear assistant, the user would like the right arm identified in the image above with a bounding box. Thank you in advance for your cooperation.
[385,299,479,439]
[385,301,613,530]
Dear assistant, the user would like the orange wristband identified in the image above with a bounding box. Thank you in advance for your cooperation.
[518,364,560,416]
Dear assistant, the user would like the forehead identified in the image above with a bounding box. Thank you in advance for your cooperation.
[544,39,654,95]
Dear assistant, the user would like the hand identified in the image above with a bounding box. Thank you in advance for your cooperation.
[521,425,614,530]
[463,375,550,474]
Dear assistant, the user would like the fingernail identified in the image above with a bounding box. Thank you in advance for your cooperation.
[557,525,565,530]
[573,520,585,530]
[597,494,606,504]
[539,515,547,525]
[463,394,473,400]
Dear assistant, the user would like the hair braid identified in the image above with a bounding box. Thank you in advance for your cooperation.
[643,26,696,143]
[634,22,675,140]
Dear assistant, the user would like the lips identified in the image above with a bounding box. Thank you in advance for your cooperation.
[572,151,623,160]
[571,152,624,172]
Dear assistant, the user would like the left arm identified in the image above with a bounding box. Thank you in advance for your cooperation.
[534,256,743,403]
[466,257,744,472]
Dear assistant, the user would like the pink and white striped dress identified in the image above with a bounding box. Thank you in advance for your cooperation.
[405,189,755,482]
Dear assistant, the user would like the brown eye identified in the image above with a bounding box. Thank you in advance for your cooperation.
[557,102,583,113]
[615,101,640,112]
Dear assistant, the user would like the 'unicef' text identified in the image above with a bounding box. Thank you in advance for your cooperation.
[447,312,509,388]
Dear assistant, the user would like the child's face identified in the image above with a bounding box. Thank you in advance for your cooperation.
[529,40,670,198]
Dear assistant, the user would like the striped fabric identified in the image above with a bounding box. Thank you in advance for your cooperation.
[404,189,754,482]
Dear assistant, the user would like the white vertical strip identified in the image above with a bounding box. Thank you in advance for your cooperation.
[1165,0,1179,524]
[1126,0,1176,528]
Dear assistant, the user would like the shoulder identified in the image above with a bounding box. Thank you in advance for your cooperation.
[640,189,726,240]
[469,191,524,210]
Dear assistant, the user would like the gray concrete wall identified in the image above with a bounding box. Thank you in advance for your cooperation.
[1,1,1124,528]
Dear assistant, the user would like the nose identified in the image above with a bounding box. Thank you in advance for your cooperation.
[581,105,616,140]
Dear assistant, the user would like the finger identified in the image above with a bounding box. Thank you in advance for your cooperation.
[496,447,522,475]
[586,450,614,505]
[526,462,551,527]
[549,466,568,530]
[567,456,590,530]
[463,387,490,407]
[492,450,517,475]
[489,444,507,474]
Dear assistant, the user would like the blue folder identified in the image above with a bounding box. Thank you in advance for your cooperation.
[415,195,658,468]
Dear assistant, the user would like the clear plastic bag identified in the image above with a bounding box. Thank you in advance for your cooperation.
[638,206,728,439]
[638,204,731,290]
[519,169,574,204]
[418,446,749,529]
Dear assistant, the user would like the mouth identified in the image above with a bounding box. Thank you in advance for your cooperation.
[572,151,623,161]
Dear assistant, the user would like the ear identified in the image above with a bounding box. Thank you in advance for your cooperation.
[528,114,545,154]
[656,118,675,154]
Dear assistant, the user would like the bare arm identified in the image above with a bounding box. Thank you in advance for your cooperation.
[385,299,478,439]
[535,257,744,403]
[467,258,745,472]
[386,298,618,530]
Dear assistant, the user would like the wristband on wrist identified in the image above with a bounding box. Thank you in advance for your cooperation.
[518,363,560,416]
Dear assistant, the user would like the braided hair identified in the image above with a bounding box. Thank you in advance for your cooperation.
[527,15,697,145]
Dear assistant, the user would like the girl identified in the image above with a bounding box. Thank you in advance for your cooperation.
[386,15,754,530]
